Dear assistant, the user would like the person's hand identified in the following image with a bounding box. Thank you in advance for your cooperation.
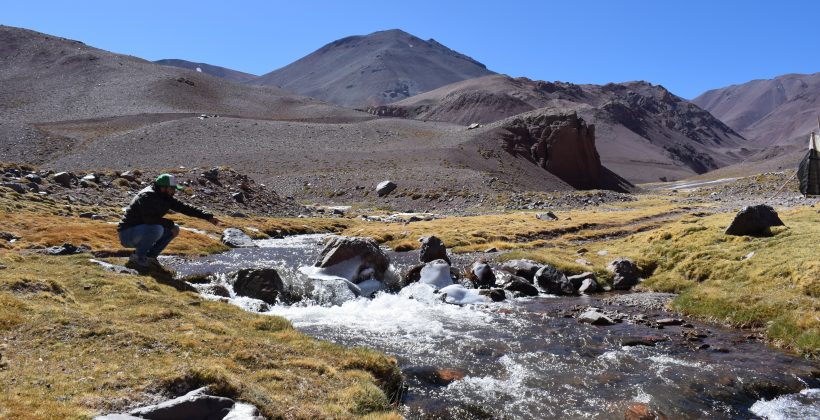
[209,217,221,226]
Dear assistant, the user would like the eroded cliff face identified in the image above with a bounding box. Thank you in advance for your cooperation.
[499,111,603,190]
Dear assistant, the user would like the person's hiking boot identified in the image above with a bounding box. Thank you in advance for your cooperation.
[145,257,176,278]
[125,255,151,274]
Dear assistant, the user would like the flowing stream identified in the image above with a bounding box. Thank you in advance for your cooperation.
[169,235,820,419]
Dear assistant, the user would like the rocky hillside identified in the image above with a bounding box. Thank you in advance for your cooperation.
[692,72,820,147]
[369,75,748,183]
[250,29,495,107]
[154,58,257,82]
[0,25,372,164]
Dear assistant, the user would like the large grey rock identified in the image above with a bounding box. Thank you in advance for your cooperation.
[500,259,542,282]
[376,180,397,197]
[725,205,785,236]
[229,268,284,304]
[469,262,496,289]
[419,235,450,265]
[126,387,234,420]
[221,228,255,248]
[52,172,74,187]
[534,264,574,295]
[314,236,390,282]
[501,275,539,297]
[608,258,641,290]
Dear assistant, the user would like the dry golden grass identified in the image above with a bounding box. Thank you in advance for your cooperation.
[343,200,686,253]
[510,207,820,356]
[0,252,401,419]
[0,189,356,256]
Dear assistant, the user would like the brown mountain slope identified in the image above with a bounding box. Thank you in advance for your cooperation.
[0,25,372,164]
[0,25,624,209]
[154,59,258,83]
[250,29,495,107]
[369,74,748,183]
[692,73,820,146]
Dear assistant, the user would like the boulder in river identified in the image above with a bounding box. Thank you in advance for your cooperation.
[418,259,455,290]
[501,275,539,297]
[725,205,785,236]
[578,309,616,326]
[221,228,255,248]
[314,236,390,282]
[500,259,542,282]
[229,268,285,304]
[419,235,450,265]
[376,180,397,197]
[608,258,641,290]
[469,261,496,289]
[534,264,575,295]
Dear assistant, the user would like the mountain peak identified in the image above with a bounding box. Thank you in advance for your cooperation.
[252,30,494,107]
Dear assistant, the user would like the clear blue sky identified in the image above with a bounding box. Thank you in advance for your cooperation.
[3,0,819,98]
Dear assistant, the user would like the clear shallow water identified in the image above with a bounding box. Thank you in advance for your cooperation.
[169,235,820,419]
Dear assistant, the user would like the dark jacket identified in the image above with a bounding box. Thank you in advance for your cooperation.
[118,185,213,232]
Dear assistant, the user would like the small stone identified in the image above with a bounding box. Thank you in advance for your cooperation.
[536,211,558,221]
[578,310,616,326]
[483,247,498,253]
[656,318,684,326]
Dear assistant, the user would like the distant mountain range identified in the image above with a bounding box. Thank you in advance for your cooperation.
[367,75,748,182]
[3,23,818,190]
[0,25,624,204]
[693,73,820,175]
[249,29,496,107]
[154,59,257,83]
[693,73,820,147]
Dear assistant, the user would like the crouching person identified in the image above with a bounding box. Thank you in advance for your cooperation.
[118,173,219,273]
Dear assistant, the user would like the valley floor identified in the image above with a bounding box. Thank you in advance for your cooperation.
[0,166,818,418]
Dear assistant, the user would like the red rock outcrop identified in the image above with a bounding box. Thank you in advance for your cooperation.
[499,111,603,190]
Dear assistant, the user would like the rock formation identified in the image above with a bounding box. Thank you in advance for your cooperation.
[498,111,605,189]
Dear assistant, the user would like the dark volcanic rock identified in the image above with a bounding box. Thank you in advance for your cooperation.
[52,172,74,187]
[419,235,450,265]
[725,205,785,236]
[469,262,496,289]
[608,258,641,290]
[500,259,542,282]
[478,288,506,301]
[501,275,539,297]
[1,182,27,194]
[534,264,575,295]
[229,268,284,304]
[315,236,390,282]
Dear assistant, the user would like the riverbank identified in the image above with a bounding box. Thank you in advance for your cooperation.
[1,169,819,417]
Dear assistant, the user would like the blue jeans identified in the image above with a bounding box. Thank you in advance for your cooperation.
[118,224,177,258]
